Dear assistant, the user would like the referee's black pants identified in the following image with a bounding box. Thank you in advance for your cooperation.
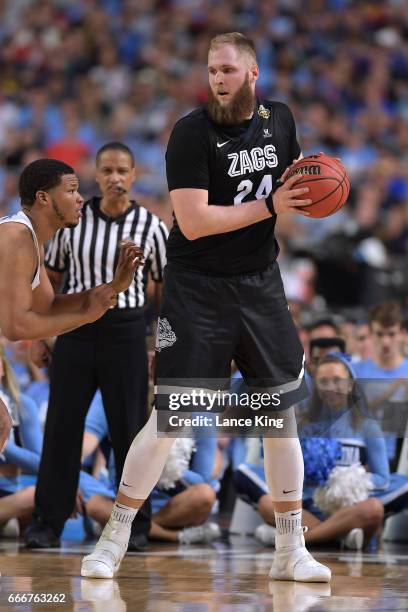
[34,308,151,537]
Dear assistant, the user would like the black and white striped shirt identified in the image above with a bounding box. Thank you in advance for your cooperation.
[45,197,168,309]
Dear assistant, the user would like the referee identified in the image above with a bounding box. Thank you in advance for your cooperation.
[25,142,168,551]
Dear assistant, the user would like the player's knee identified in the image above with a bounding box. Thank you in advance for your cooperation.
[85,496,97,515]
[359,498,384,527]
[21,486,36,509]
[191,484,216,512]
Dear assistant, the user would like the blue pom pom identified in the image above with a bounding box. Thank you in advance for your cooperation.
[300,437,342,485]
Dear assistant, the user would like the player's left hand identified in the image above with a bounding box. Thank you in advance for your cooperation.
[272,175,312,216]
[278,155,304,185]
[111,241,145,294]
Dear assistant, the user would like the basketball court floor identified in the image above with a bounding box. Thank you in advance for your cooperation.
[0,536,407,611]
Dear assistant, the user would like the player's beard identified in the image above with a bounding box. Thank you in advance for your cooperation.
[207,74,255,126]
[52,199,77,229]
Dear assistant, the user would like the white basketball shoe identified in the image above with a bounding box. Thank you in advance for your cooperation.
[81,520,131,579]
[270,526,331,583]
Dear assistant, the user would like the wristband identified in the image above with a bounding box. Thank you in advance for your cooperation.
[265,179,285,216]
[273,178,284,193]
[265,193,275,216]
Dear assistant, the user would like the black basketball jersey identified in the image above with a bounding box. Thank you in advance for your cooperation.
[165,99,301,275]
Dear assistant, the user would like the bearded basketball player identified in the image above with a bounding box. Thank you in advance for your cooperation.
[82,33,331,583]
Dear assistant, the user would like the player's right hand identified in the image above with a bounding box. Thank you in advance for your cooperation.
[271,175,312,216]
[84,285,118,322]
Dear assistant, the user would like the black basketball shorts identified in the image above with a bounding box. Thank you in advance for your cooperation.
[155,262,308,412]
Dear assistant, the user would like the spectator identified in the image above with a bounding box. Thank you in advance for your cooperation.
[307,337,346,379]
[354,320,374,362]
[0,344,43,535]
[307,357,408,523]
[308,318,341,341]
[234,355,388,550]
[5,340,46,393]
[353,301,408,465]
[45,116,91,169]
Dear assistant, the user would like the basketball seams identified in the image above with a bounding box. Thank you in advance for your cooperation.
[329,179,347,216]
[295,177,342,207]
[324,174,350,215]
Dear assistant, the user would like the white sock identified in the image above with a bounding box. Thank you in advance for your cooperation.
[109,501,137,528]
[274,509,303,550]
[274,509,302,535]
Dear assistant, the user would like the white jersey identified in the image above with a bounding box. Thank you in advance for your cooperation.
[0,211,41,289]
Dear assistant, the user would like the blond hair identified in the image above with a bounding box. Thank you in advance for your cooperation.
[0,345,20,405]
[209,32,257,64]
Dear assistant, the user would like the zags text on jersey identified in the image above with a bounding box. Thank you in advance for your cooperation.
[227,145,278,177]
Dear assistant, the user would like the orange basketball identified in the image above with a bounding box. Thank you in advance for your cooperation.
[287,153,350,218]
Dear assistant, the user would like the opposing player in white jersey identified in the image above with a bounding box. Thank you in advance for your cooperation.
[0,158,143,346]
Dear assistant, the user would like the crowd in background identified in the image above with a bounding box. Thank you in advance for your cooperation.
[1,299,408,549]
[0,0,407,311]
[0,0,407,548]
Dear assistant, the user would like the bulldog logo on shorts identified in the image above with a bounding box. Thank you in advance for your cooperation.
[156,317,177,351]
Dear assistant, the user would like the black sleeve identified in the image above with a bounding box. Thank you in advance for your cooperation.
[277,103,301,162]
[165,118,210,191]
[289,110,301,161]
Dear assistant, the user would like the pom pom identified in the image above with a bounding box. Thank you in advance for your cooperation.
[313,464,373,515]
[157,438,196,490]
[300,437,342,485]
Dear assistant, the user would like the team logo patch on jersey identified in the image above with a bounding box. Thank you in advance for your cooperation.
[263,128,272,138]
[156,317,177,351]
[258,104,270,119]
